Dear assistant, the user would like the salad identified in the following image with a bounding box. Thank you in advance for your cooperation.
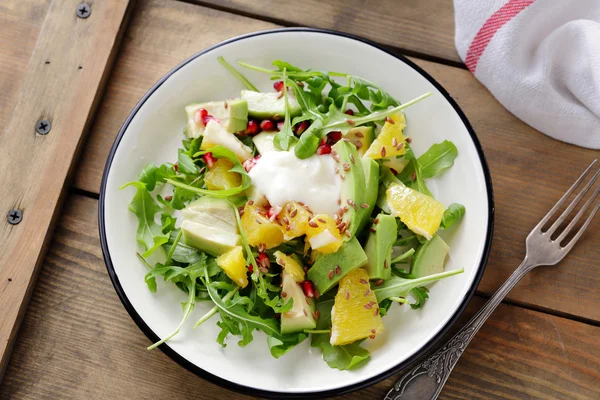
[122,57,465,370]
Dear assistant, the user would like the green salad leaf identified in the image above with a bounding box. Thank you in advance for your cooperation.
[273,69,298,151]
[440,203,466,230]
[374,268,464,302]
[418,140,458,179]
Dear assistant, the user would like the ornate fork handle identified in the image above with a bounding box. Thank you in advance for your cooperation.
[385,260,532,400]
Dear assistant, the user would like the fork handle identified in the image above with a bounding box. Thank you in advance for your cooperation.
[385,259,533,400]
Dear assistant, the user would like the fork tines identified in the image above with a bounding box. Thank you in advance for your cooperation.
[537,159,600,250]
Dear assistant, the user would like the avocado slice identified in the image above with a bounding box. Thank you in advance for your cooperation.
[202,120,253,162]
[355,158,379,234]
[364,213,397,280]
[346,126,374,157]
[183,197,237,230]
[332,140,366,237]
[185,98,248,137]
[181,220,241,256]
[280,271,316,334]
[307,236,368,295]
[241,90,301,119]
[252,131,278,154]
[411,234,449,278]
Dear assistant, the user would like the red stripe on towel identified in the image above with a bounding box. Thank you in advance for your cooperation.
[465,0,535,72]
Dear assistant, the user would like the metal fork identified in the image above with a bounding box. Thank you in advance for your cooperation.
[385,159,600,400]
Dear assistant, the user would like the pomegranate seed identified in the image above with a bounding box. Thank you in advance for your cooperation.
[202,152,217,169]
[320,137,327,146]
[344,109,354,115]
[245,120,260,135]
[327,131,343,145]
[273,80,284,92]
[258,252,270,269]
[260,120,275,131]
[174,163,178,172]
[295,120,310,135]
[277,121,284,131]
[248,264,253,273]
[316,144,332,155]
[301,280,315,298]
[243,155,261,172]
[202,114,219,126]
[194,108,209,124]
[267,206,282,220]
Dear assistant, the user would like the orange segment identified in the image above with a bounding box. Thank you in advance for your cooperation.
[274,251,305,282]
[204,159,242,190]
[305,214,343,254]
[363,113,407,160]
[386,183,445,240]
[330,268,384,346]
[279,201,312,240]
[240,203,284,249]
[216,246,248,288]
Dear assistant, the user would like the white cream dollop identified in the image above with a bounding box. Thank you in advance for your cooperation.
[248,151,342,215]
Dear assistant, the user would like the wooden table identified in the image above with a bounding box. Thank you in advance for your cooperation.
[1,1,599,399]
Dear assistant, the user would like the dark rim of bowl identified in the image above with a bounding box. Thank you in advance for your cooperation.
[99,27,495,399]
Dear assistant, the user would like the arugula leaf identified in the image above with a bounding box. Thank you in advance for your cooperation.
[294,119,324,159]
[267,332,308,358]
[418,140,458,179]
[440,203,466,230]
[273,69,298,151]
[373,268,464,302]
[218,56,259,92]
[139,164,158,191]
[397,147,432,197]
[177,148,198,175]
[123,182,164,251]
[408,287,429,309]
[160,213,176,234]
[310,299,370,370]
[142,236,169,258]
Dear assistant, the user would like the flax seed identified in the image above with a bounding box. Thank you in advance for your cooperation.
[359,279,368,285]
[345,230,351,237]
[286,203,291,213]
[380,146,387,157]
[282,291,287,298]
[406,136,412,143]
[318,218,326,224]
[361,203,369,209]
[335,167,339,174]
[411,171,417,181]
[347,199,354,206]
[344,206,349,213]
[335,265,341,275]
[328,270,334,279]
[290,209,297,218]
[256,218,262,225]
[392,137,398,147]
[333,154,340,162]
[258,243,266,253]
[385,116,395,124]
[340,174,345,180]
[283,217,290,224]
[350,154,356,164]
[374,218,380,224]
[337,198,342,205]
[312,310,320,320]
[355,131,364,138]
[303,309,308,317]
[306,298,311,305]
[199,166,206,174]
[346,119,355,126]
[314,289,320,299]
[352,202,359,211]
[343,163,350,171]
[290,222,295,231]
[309,221,318,228]
[343,138,350,142]
[384,260,389,269]
[364,303,373,310]
[370,227,376,233]
[354,139,363,148]
[298,201,305,206]
[364,289,371,296]
[374,308,379,316]
[248,200,254,206]
[396,143,404,151]
[239,209,245,217]
[375,279,383,286]
[345,290,350,300]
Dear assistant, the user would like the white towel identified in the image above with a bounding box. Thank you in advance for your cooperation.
[454,0,600,149]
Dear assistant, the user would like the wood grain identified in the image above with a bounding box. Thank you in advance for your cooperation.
[192,0,459,63]
[1,194,598,400]
[71,0,600,323]
[0,0,132,380]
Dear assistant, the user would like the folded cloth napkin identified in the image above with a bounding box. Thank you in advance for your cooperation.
[454,0,600,149]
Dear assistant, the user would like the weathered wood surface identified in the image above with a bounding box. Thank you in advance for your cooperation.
[71,0,600,323]
[1,194,597,400]
[0,0,132,380]
[194,0,460,63]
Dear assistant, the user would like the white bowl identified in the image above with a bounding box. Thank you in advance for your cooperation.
[99,28,494,398]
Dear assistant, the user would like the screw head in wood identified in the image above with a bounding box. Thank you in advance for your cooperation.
[35,119,51,135]
[7,209,22,225]
[76,3,91,19]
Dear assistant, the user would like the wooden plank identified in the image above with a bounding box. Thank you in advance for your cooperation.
[1,194,598,399]
[0,0,50,139]
[71,0,600,322]
[0,0,133,380]
[192,0,459,63]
